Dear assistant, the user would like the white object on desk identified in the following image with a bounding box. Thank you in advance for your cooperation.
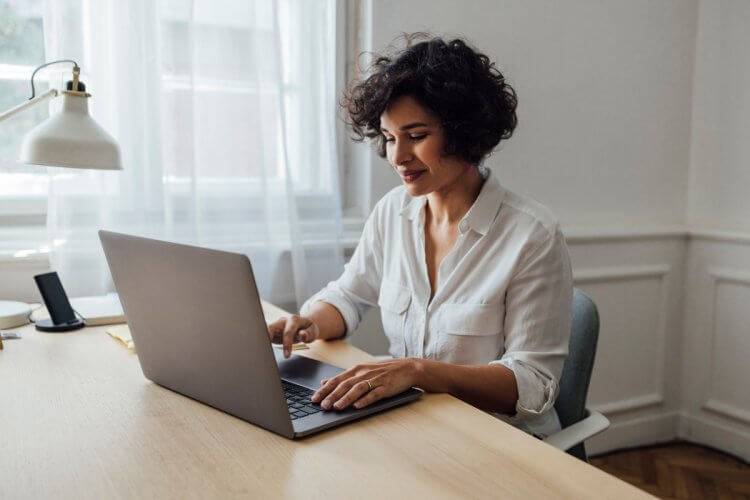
[0,301,32,329]
[70,293,125,326]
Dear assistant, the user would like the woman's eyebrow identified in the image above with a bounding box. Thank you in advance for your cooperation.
[380,122,429,133]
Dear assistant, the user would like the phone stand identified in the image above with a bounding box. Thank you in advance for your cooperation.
[35,317,86,332]
[33,271,87,333]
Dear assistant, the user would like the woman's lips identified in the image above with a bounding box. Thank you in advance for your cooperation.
[400,170,426,182]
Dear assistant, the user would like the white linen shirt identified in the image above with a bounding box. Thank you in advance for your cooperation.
[301,167,572,436]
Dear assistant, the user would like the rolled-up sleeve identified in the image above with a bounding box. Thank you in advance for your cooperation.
[300,205,384,336]
[490,224,572,421]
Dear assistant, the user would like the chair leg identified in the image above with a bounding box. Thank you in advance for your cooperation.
[567,443,588,462]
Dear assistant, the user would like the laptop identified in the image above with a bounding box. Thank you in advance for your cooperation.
[98,230,422,438]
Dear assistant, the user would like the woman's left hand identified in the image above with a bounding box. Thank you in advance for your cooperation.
[311,358,421,410]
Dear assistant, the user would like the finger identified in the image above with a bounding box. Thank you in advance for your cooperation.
[281,316,303,358]
[320,377,363,409]
[312,366,359,402]
[332,380,372,410]
[311,378,335,403]
[317,377,358,410]
[317,377,353,407]
[267,318,286,342]
[303,321,320,342]
[298,325,318,343]
[353,386,388,409]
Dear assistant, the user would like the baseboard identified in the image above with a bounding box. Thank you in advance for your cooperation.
[677,411,750,462]
[585,411,679,456]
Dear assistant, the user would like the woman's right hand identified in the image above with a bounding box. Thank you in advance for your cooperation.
[267,315,320,358]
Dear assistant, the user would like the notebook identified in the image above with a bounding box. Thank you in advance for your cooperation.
[70,293,126,326]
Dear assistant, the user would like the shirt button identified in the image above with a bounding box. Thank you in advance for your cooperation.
[459,220,469,233]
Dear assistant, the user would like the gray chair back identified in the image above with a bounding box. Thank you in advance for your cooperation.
[554,288,600,460]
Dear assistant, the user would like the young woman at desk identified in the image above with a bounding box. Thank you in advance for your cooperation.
[268,35,572,438]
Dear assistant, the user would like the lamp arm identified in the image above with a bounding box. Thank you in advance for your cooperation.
[0,89,59,124]
[29,59,79,99]
[0,60,83,123]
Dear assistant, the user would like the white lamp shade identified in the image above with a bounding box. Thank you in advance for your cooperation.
[19,92,122,170]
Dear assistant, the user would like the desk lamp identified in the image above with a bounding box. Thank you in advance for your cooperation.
[0,59,121,169]
[0,59,122,331]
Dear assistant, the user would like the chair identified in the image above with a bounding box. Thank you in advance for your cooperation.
[544,288,609,461]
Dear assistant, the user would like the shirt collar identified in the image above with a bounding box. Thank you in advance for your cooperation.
[399,166,505,236]
[400,191,427,221]
[461,166,504,236]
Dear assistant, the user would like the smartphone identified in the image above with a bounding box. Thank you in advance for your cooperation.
[34,272,78,325]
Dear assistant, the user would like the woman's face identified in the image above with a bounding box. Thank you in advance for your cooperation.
[380,95,471,198]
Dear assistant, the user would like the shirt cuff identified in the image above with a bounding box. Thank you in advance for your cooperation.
[299,288,360,337]
[490,357,559,422]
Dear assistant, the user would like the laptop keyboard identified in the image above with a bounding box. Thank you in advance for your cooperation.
[282,380,323,420]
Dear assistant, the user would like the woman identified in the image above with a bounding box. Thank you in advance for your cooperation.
[268,35,572,437]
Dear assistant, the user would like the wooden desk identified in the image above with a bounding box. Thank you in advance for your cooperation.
[0,302,649,499]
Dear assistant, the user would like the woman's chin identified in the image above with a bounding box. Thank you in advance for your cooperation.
[403,182,430,197]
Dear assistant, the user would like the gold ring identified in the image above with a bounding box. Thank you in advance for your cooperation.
[366,380,373,392]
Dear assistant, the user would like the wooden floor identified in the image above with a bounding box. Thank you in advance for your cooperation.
[591,441,750,499]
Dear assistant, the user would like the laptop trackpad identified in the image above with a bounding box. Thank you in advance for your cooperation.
[274,351,345,390]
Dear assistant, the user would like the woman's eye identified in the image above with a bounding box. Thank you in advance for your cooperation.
[384,134,426,143]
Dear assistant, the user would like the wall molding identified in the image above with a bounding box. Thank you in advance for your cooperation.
[588,411,680,457]
[339,221,750,247]
[702,399,750,426]
[678,412,750,463]
[573,264,671,421]
[593,393,664,416]
[564,226,687,244]
[573,264,671,283]
[562,225,750,246]
[689,228,750,246]
[708,267,750,286]
[700,267,750,427]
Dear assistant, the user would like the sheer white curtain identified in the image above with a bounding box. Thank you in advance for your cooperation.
[42,0,344,309]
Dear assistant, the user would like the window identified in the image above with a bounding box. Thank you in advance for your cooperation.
[157,0,339,200]
[0,0,49,218]
[1,0,348,255]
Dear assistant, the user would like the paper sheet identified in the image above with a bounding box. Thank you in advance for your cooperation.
[106,324,135,352]
[272,342,310,351]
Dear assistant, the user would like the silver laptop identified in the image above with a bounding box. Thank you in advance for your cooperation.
[99,230,422,438]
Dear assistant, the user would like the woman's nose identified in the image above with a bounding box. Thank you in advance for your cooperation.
[390,139,414,166]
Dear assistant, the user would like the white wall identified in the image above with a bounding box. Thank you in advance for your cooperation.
[364,0,698,228]
[687,0,750,232]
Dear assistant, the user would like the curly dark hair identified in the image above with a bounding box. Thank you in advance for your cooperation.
[343,34,518,166]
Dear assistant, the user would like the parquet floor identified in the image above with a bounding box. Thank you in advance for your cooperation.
[590,441,750,499]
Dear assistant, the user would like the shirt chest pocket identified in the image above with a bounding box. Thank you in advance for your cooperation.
[437,303,505,365]
[378,279,411,358]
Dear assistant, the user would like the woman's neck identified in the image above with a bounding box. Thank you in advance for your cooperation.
[425,166,485,227]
